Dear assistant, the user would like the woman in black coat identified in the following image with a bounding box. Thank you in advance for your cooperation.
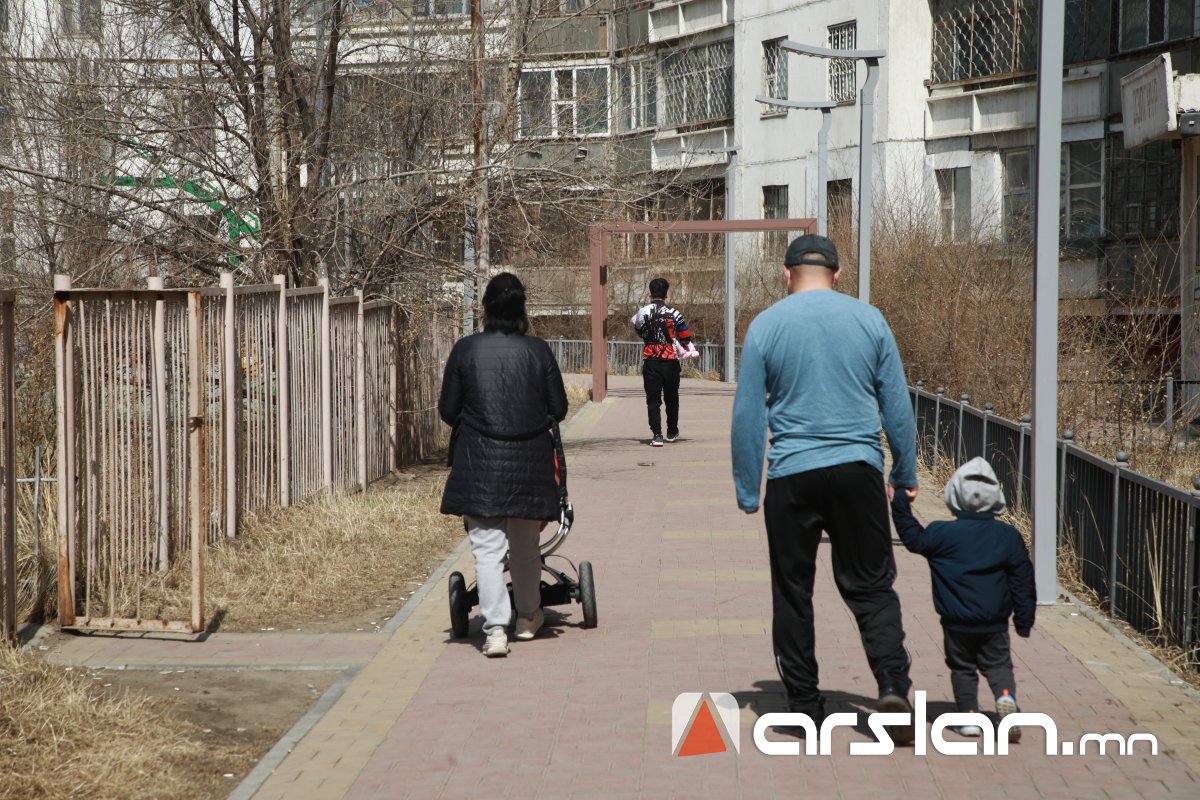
[439,272,568,657]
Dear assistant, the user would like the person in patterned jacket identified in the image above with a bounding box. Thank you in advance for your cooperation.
[631,277,693,446]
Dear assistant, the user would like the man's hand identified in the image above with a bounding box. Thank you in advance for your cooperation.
[742,508,759,515]
[887,483,919,502]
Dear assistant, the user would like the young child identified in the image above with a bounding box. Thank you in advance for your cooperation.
[890,456,1035,741]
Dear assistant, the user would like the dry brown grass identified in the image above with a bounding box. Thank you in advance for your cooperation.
[0,647,241,800]
[138,470,464,631]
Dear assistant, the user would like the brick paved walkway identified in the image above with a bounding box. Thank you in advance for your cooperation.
[51,376,1200,798]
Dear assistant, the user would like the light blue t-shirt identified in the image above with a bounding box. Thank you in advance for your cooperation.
[731,289,918,511]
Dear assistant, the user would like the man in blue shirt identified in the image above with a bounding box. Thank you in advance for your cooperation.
[731,234,919,743]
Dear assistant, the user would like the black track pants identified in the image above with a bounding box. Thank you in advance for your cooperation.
[642,358,680,436]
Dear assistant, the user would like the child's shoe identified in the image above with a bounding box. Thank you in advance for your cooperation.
[996,690,1021,742]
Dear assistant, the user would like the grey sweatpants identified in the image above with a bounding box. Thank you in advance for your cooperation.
[464,516,543,635]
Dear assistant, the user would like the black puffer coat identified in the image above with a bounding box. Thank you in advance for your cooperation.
[439,331,569,521]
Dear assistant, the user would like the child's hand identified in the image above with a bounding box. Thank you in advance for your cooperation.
[1016,628,1031,638]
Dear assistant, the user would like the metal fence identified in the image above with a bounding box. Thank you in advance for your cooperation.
[547,338,740,380]
[911,383,1200,654]
[52,275,454,634]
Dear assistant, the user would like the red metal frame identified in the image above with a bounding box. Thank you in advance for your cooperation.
[589,218,817,401]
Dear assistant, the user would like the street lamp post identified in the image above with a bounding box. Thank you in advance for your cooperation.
[754,98,836,235]
[764,41,886,303]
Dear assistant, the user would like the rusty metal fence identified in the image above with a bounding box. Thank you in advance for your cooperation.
[911,382,1200,656]
[52,275,455,634]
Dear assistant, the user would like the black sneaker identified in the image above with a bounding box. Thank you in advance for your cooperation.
[665,430,679,442]
[651,434,664,447]
[876,690,915,746]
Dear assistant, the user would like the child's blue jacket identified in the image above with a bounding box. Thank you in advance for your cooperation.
[891,493,1036,635]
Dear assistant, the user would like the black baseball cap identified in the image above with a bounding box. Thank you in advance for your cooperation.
[784,234,839,269]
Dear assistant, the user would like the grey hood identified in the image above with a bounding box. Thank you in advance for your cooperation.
[944,456,1006,514]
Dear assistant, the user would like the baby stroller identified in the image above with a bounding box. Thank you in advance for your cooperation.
[447,420,597,637]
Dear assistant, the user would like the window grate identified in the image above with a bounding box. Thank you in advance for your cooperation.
[930,0,1037,84]
[828,22,857,105]
[660,41,733,128]
[762,38,788,105]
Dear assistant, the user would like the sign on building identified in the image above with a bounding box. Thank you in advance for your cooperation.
[1121,54,1176,149]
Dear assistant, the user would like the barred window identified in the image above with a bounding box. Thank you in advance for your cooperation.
[660,41,733,128]
[936,168,971,241]
[1061,141,1102,241]
[762,38,788,105]
[412,0,468,16]
[617,61,657,132]
[1105,133,1179,240]
[828,179,853,237]
[1119,0,1193,51]
[763,184,789,257]
[930,0,1036,84]
[828,21,857,105]
[63,0,102,35]
[519,66,610,139]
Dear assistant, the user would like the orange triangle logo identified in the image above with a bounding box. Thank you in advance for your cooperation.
[677,699,728,757]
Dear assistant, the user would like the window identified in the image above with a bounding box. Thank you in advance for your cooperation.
[412,0,467,16]
[63,0,102,35]
[1119,0,1193,51]
[930,0,1037,84]
[828,21,857,104]
[762,38,788,105]
[660,41,733,128]
[936,168,971,241]
[763,184,789,256]
[518,67,610,138]
[828,179,853,237]
[617,61,656,132]
[1061,141,1102,241]
[1002,149,1032,242]
[1106,133,1179,239]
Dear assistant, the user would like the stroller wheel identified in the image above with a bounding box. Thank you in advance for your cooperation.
[578,561,598,629]
[448,571,470,639]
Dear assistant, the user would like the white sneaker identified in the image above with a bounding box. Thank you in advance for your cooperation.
[996,691,1021,742]
[483,629,509,657]
[515,609,544,641]
[957,723,983,737]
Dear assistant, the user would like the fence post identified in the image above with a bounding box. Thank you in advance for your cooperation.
[1059,430,1073,552]
[187,290,206,633]
[319,278,333,493]
[1166,374,1175,430]
[914,380,924,420]
[0,296,12,644]
[982,402,993,462]
[1017,415,1031,515]
[1110,451,1128,617]
[1187,478,1199,648]
[933,388,945,474]
[958,393,970,466]
[272,275,291,507]
[389,306,399,472]
[148,276,170,568]
[53,274,76,626]
[220,272,238,538]
[355,290,367,493]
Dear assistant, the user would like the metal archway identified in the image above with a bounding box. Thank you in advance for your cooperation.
[588,217,816,401]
